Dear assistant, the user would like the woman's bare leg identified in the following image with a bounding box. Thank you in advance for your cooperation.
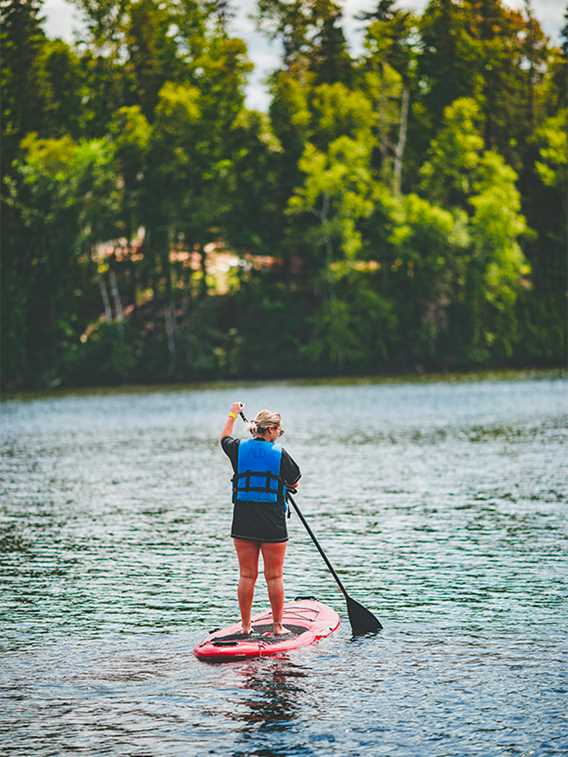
[233,538,261,633]
[261,541,288,634]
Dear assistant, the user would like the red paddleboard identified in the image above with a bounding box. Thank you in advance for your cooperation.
[194,598,340,662]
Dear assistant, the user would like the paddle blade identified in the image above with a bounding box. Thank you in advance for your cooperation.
[346,595,383,634]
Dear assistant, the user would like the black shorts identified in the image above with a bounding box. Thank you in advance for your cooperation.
[231,501,288,543]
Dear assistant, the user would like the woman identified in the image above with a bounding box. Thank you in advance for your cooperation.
[220,402,301,636]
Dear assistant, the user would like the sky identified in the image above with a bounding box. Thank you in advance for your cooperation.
[43,0,566,110]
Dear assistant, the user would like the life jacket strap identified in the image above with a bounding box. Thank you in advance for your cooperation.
[231,469,286,505]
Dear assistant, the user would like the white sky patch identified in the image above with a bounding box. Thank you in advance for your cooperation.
[43,0,78,41]
[44,0,565,112]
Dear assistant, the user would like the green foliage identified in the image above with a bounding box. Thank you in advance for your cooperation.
[256,0,351,81]
[2,0,564,389]
[110,105,151,236]
[310,83,374,148]
[302,280,397,371]
[124,0,183,117]
[63,321,139,385]
[309,4,352,85]
[360,4,417,84]
[466,151,529,360]
[533,109,568,188]
[179,299,236,379]
[6,134,82,384]
[420,98,484,206]
[231,277,307,376]
[288,135,375,271]
[256,0,313,63]
[469,152,528,300]
[225,110,283,252]
[418,0,480,125]
[0,0,46,174]
[303,298,364,368]
[389,193,470,362]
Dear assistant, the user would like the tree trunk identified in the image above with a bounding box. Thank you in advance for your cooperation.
[145,226,161,301]
[199,244,208,299]
[164,304,177,374]
[393,87,409,195]
[160,225,172,303]
[99,277,112,320]
[181,263,193,314]
[109,269,123,322]
[320,192,335,301]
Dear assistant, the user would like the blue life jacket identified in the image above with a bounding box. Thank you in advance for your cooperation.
[232,439,287,507]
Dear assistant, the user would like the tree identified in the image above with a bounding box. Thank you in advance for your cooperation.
[223,109,283,255]
[533,110,568,192]
[144,81,201,306]
[2,0,562,387]
[6,134,119,385]
[205,0,235,33]
[420,97,484,207]
[418,0,479,130]
[388,193,470,364]
[110,105,150,241]
[0,1,58,388]
[256,0,314,65]
[551,5,567,109]
[37,38,84,138]
[517,108,568,363]
[309,1,352,85]
[465,151,529,361]
[419,97,529,362]
[310,82,374,150]
[520,0,549,133]
[358,1,419,193]
[287,134,376,284]
[124,0,182,118]
[256,0,351,82]
[0,0,46,175]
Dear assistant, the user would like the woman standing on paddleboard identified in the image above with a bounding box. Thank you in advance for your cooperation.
[221,403,301,637]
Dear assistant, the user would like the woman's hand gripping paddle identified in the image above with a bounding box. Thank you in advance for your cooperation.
[237,406,382,634]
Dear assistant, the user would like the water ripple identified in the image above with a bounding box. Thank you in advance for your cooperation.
[1,377,567,755]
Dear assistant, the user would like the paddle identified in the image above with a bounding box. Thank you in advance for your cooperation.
[238,408,382,634]
[286,493,382,634]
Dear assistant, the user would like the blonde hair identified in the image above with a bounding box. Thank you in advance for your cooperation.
[249,409,282,437]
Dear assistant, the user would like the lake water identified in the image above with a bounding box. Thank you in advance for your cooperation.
[1,374,567,756]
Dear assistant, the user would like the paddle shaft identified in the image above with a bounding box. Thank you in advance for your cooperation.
[236,408,382,633]
[286,493,349,599]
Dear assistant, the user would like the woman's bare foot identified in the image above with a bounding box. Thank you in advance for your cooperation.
[272,624,291,636]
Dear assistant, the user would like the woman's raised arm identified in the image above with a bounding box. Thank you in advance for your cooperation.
[220,401,244,440]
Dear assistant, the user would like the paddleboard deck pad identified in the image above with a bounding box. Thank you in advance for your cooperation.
[194,598,340,661]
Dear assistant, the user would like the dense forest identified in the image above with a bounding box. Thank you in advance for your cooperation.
[1,0,566,389]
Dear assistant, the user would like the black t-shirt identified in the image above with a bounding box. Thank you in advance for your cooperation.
[221,436,301,543]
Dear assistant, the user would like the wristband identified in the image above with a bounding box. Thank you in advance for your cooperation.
[228,411,237,419]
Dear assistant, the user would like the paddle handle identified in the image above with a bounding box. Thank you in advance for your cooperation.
[287,493,349,600]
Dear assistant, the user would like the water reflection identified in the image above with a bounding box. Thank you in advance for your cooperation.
[228,659,314,757]
[232,660,307,730]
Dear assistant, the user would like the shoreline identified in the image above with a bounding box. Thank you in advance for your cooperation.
[2,366,566,402]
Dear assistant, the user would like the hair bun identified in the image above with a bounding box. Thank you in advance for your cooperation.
[249,409,281,437]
